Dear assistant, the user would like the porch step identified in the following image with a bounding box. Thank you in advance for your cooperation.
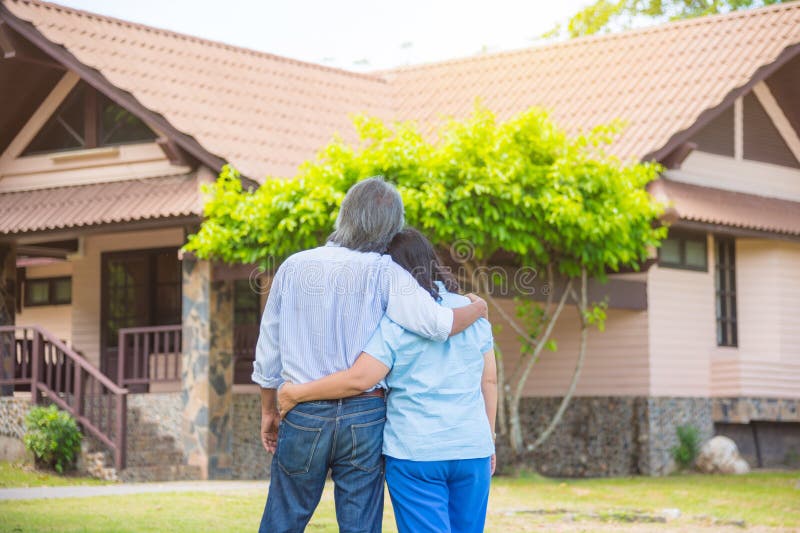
[119,464,202,483]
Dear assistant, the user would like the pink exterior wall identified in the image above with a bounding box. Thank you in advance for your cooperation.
[647,235,716,397]
[492,297,650,398]
[711,239,800,398]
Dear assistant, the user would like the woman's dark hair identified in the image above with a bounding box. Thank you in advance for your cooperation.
[387,228,460,301]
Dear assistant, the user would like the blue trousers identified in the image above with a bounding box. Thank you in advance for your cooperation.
[259,396,387,533]
[385,456,492,533]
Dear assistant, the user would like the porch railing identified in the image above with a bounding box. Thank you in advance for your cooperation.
[0,325,128,471]
[117,325,182,389]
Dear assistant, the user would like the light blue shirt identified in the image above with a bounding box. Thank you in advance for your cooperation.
[252,244,454,389]
[364,283,495,461]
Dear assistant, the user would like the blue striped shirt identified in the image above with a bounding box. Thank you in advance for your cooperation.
[252,243,455,389]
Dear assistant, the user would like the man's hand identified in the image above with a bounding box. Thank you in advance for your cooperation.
[277,382,299,419]
[465,293,489,320]
[491,454,497,476]
[260,409,280,454]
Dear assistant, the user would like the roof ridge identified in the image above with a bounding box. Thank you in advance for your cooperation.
[7,0,387,83]
[381,0,800,75]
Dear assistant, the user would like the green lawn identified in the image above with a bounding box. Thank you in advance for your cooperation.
[1,469,798,532]
[0,462,110,488]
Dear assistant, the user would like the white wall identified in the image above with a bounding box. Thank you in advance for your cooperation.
[666,151,800,202]
[16,261,73,344]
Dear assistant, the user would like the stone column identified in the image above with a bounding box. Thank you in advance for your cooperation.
[180,254,234,479]
[0,243,16,396]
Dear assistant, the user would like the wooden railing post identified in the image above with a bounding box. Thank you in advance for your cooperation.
[115,391,127,471]
[117,330,125,388]
[74,365,83,418]
[30,330,41,405]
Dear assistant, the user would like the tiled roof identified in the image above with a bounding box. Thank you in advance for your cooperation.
[0,174,202,234]
[385,2,800,161]
[2,0,393,180]
[649,178,800,236]
[3,0,800,179]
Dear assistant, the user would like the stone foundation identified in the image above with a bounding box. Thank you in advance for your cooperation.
[495,396,713,477]
[713,397,800,469]
[0,397,31,440]
[0,397,31,461]
[232,393,271,480]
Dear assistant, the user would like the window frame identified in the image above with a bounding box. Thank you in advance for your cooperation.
[24,276,72,307]
[657,229,708,271]
[715,236,738,348]
[22,82,156,157]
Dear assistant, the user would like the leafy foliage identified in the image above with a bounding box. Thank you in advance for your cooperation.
[23,405,82,473]
[671,424,701,470]
[548,0,790,39]
[186,107,665,280]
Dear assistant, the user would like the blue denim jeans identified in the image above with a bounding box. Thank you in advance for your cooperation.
[259,396,387,533]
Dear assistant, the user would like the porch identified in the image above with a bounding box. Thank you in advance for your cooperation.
[0,227,265,479]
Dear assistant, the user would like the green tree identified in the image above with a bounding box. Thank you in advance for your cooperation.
[186,107,665,456]
[548,0,789,39]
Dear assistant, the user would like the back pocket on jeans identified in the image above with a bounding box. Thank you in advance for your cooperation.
[277,417,323,476]
[349,417,386,472]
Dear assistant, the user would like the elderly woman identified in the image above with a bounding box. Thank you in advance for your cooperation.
[279,228,497,533]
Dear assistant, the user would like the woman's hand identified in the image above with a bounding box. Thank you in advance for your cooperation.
[277,382,299,419]
[491,454,496,476]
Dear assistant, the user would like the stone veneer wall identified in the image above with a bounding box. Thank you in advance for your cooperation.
[713,397,800,423]
[0,397,31,439]
[128,392,185,453]
[232,393,271,480]
[495,396,713,477]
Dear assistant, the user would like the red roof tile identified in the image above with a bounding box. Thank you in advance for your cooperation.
[3,0,799,180]
[649,178,800,236]
[0,173,202,234]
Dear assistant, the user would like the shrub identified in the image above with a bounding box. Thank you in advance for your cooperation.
[23,405,82,473]
[671,424,700,470]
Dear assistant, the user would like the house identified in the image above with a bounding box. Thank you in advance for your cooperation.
[0,0,798,479]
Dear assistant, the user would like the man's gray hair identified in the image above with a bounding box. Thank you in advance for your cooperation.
[329,176,404,253]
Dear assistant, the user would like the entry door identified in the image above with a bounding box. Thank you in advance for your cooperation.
[101,249,181,383]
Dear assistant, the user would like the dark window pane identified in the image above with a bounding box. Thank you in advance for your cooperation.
[23,85,87,155]
[685,240,707,268]
[714,236,737,347]
[98,93,156,146]
[659,238,681,264]
[53,278,72,304]
[26,280,50,305]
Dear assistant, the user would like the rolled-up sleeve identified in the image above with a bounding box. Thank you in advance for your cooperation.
[384,261,453,342]
[252,267,285,388]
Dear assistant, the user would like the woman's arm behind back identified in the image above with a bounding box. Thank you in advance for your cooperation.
[278,353,389,416]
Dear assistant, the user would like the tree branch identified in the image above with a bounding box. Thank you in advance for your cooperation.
[528,266,589,451]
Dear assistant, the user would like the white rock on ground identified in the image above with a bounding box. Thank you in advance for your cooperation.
[696,436,751,474]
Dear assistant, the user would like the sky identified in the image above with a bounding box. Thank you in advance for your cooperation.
[54,0,592,72]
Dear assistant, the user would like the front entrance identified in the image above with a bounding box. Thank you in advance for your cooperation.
[100,248,181,387]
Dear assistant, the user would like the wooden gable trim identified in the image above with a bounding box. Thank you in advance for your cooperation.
[0,70,79,165]
[646,42,800,163]
[0,4,228,178]
[752,81,800,165]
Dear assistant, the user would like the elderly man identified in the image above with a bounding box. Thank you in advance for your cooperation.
[253,177,487,533]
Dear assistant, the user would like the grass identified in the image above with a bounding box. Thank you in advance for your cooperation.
[0,462,110,488]
[0,468,798,532]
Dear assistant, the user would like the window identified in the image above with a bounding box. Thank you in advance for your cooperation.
[25,277,71,307]
[22,82,156,156]
[234,279,261,326]
[658,230,708,271]
[715,236,737,347]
